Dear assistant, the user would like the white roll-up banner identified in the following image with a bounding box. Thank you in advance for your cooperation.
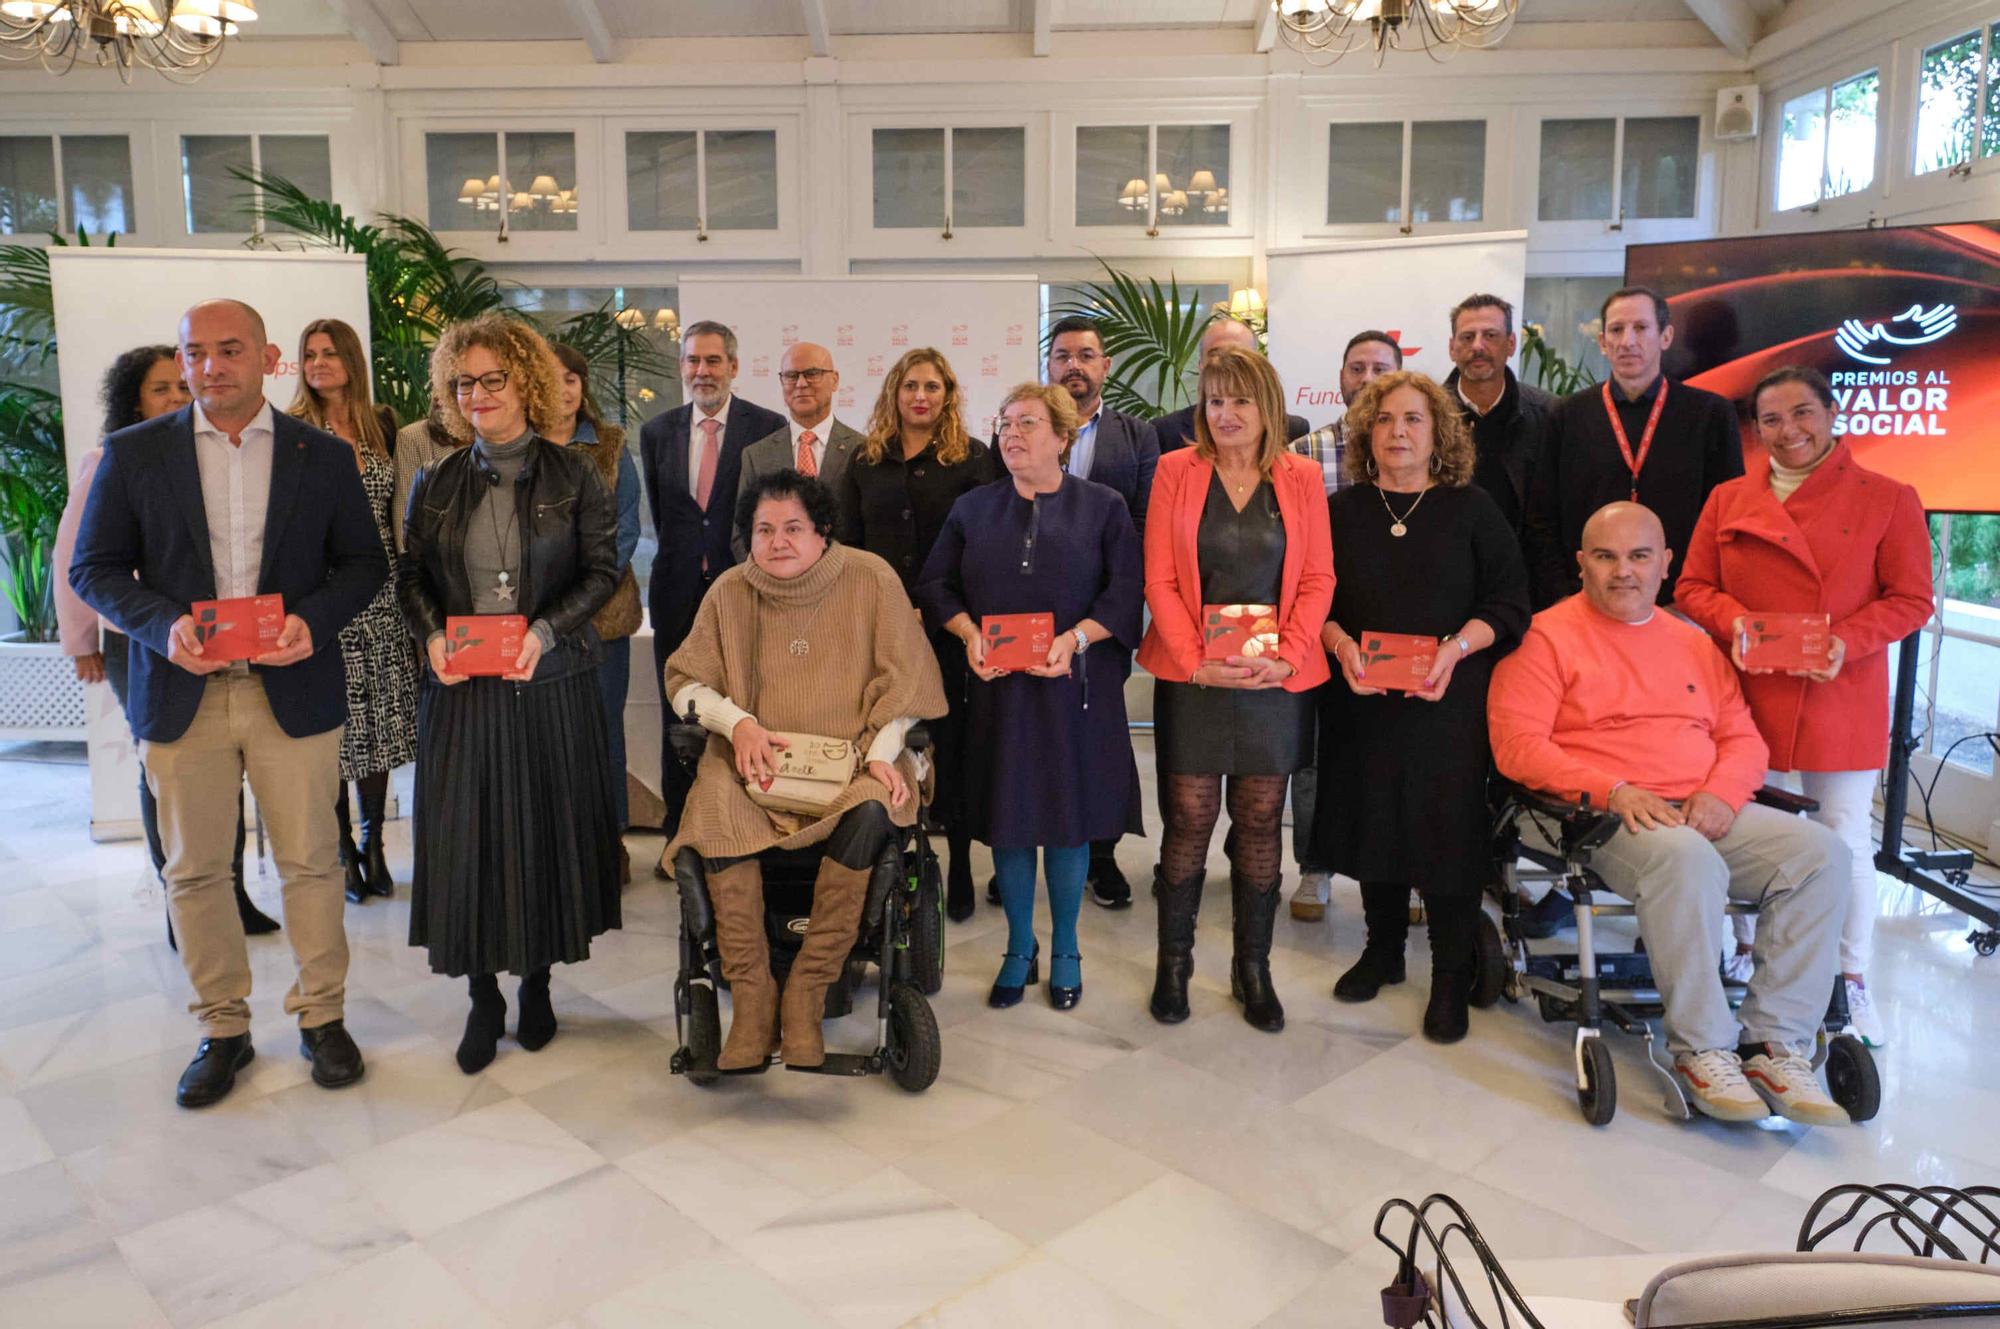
[49,248,371,841]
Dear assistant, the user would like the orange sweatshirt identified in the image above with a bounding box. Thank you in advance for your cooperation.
[1488,594,1770,812]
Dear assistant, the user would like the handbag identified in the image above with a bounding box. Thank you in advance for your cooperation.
[743,731,858,815]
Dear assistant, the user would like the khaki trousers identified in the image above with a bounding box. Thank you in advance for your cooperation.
[141,671,348,1036]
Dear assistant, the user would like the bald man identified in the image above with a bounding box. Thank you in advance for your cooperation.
[70,298,386,1108]
[734,342,861,560]
[1488,502,1852,1126]
[1153,315,1309,452]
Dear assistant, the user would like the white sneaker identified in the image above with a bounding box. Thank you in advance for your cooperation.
[1290,871,1331,922]
[1844,976,1886,1048]
[1743,1043,1851,1126]
[1720,947,1754,985]
[1673,1049,1768,1122]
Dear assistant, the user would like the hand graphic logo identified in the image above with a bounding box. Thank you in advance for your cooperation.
[1834,303,1957,365]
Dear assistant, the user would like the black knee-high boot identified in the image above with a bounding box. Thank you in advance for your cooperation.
[945,828,975,922]
[1150,868,1203,1023]
[1334,881,1412,1003]
[1421,893,1477,1044]
[457,975,506,1074]
[357,771,392,897]
[335,782,367,904]
[1230,872,1285,1032]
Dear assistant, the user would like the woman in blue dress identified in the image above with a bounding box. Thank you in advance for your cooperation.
[918,382,1143,1010]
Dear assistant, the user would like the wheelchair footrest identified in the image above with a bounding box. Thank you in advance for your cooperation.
[783,1052,878,1077]
[1525,952,1655,987]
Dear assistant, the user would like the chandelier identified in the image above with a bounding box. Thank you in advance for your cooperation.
[1272,0,1518,66]
[0,1,257,81]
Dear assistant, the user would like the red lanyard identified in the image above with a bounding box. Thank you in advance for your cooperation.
[1601,378,1669,502]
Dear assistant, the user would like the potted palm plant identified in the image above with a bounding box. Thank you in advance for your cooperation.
[1047,261,1216,416]
[0,380,85,738]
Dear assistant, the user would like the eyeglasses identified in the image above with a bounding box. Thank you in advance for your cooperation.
[1049,350,1104,368]
[451,370,511,396]
[777,368,834,385]
[993,415,1048,436]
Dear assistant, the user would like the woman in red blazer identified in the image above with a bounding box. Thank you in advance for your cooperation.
[1138,346,1334,1033]
[1679,366,1933,1049]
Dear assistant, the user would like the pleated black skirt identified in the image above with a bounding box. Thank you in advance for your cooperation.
[409,670,622,977]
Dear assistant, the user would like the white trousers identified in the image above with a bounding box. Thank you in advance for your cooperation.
[1730,769,1880,975]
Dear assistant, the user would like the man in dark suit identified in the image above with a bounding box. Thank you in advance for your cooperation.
[1154,314,1309,451]
[732,341,862,561]
[639,319,787,838]
[69,298,385,1109]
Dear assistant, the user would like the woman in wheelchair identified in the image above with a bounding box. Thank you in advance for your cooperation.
[662,471,947,1070]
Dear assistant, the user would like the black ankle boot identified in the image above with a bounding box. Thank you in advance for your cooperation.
[946,834,974,922]
[516,969,557,1050]
[336,784,367,905]
[1333,881,1413,1003]
[1420,894,1478,1044]
[1423,969,1472,1044]
[1333,948,1407,1003]
[1150,868,1203,1024]
[457,975,506,1074]
[1229,873,1285,1033]
[359,775,393,897]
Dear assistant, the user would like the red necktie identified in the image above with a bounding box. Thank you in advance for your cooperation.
[694,417,721,509]
[796,429,819,478]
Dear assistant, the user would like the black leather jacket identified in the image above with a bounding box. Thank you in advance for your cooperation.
[398,438,618,684]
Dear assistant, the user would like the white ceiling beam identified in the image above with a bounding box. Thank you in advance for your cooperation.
[560,0,615,63]
[322,0,399,65]
[1682,0,1759,61]
[800,0,832,57]
[1031,0,1052,57]
[1253,0,1278,54]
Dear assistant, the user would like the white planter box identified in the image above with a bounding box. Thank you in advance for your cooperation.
[0,633,86,741]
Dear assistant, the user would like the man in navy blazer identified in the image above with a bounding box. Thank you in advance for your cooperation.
[1154,314,1309,451]
[638,319,786,838]
[70,299,385,1109]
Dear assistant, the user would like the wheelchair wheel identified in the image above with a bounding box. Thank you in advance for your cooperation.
[686,982,721,1087]
[909,858,945,997]
[885,982,941,1093]
[1470,909,1507,1009]
[1577,1037,1616,1126]
[1824,1034,1881,1124]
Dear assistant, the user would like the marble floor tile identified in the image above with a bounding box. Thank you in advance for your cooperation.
[911,1251,1158,1327]
[0,1094,52,1175]
[0,1244,173,1329]
[0,1159,119,1288]
[1151,1006,1394,1104]
[0,988,190,1087]
[464,992,673,1098]
[261,1044,515,1160]
[573,1254,840,1329]
[520,1047,735,1161]
[204,1241,503,1329]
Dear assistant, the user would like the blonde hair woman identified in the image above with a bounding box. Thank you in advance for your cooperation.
[397,315,622,1076]
[835,347,999,920]
[287,317,417,904]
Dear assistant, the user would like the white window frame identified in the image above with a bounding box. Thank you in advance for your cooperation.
[1522,105,1715,252]
[846,113,1044,261]
[171,127,341,244]
[399,119,602,263]
[1897,12,2000,206]
[1763,64,1886,227]
[605,116,800,261]
[0,123,150,243]
[1053,106,1257,255]
[1306,112,1500,240]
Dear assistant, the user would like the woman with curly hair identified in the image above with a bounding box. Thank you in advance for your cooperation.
[834,347,998,920]
[1312,370,1529,1043]
[52,344,277,943]
[287,317,418,903]
[398,315,622,1074]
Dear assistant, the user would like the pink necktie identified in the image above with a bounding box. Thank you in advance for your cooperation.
[694,417,721,509]
[796,429,819,478]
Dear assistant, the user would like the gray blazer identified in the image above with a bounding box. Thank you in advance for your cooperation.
[732,418,863,559]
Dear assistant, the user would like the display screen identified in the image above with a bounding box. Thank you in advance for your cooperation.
[1626,222,2000,513]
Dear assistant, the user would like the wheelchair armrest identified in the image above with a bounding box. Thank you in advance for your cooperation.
[1750,785,1820,816]
[666,703,710,769]
[1494,778,1621,855]
[905,722,931,756]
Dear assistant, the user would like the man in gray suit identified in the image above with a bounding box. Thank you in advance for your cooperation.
[732,341,861,560]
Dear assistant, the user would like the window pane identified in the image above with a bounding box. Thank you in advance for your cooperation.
[182,135,251,233]
[1916,29,1980,175]
[1075,124,1149,226]
[1409,120,1484,223]
[1621,116,1700,219]
[626,131,696,231]
[1155,123,1229,228]
[951,127,1024,228]
[704,130,778,230]
[1827,71,1877,197]
[1327,122,1402,224]
[259,135,333,202]
[0,136,57,235]
[1987,23,2000,158]
[426,131,498,230]
[1538,118,1614,220]
[505,131,577,233]
[61,136,133,236]
[1776,88,1827,211]
[872,127,944,228]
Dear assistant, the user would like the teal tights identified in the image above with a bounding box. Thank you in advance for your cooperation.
[993,844,1089,989]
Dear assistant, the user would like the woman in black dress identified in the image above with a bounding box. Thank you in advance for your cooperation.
[918,382,1143,1010]
[1312,370,1529,1043]
[836,347,998,921]
[399,315,622,1075]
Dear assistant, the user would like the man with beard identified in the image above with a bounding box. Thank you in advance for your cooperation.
[1442,293,1556,542]
[1154,315,1309,452]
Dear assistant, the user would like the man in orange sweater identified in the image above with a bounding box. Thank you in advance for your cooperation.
[1490,502,1851,1127]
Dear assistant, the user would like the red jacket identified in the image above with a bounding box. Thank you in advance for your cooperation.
[1677,444,1932,772]
[1138,447,1334,690]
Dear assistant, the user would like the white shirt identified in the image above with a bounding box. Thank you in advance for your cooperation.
[687,395,733,495]
[191,399,276,600]
[1455,376,1500,419]
[789,411,837,471]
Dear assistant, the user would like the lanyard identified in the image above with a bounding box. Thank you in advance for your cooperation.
[1601,378,1669,502]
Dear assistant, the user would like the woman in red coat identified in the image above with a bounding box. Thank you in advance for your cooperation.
[1678,366,1932,1049]
[1138,346,1334,1033]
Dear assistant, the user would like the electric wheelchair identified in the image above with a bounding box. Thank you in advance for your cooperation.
[1475,778,1882,1128]
[664,712,947,1093]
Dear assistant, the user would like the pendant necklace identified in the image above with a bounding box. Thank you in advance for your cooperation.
[1378,482,1433,538]
[786,597,831,657]
[486,485,518,604]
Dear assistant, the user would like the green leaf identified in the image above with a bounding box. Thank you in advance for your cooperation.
[1048,258,1215,417]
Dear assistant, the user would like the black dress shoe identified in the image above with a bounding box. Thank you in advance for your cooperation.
[299,1019,365,1088]
[176,1033,254,1108]
[987,947,1040,1008]
[1087,858,1133,910]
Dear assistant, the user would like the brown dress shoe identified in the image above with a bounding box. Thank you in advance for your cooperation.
[779,858,872,1068]
[709,860,778,1070]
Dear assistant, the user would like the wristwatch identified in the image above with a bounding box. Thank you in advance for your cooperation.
[1073,628,1090,655]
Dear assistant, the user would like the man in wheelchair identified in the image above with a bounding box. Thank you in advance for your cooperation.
[1489,502,1853,1126]
[661,470,947,1070]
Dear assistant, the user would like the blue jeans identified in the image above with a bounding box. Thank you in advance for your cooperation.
[596,635,631,829]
